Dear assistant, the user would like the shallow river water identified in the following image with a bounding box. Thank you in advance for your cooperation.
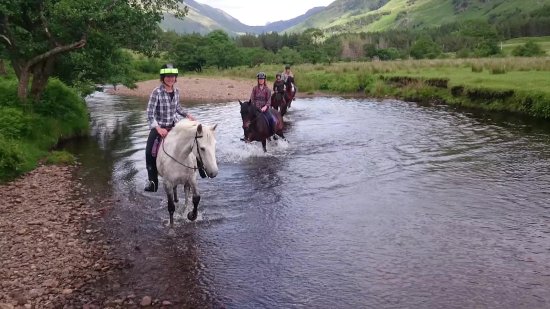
[63,92,550,308]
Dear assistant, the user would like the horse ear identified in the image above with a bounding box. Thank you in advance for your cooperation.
[197,124,203,134]
[211,124,218,131]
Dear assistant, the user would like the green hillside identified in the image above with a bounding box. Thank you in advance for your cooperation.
[289,0,549,34]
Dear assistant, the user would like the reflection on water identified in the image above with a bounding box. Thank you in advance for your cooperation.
[62,92,550,308]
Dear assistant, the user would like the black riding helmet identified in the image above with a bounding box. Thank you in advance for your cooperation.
[276,73,282,78]
[256,72,266,79]
[160,63,179,82]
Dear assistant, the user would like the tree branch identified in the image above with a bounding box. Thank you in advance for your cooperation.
[26,34,87,69]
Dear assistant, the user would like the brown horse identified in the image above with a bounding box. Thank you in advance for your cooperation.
[271,91,288,117]
[239,100,285,152]
[285,76,296,108]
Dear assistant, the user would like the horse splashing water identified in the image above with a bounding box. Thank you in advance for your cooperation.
[156,120,218,226]
[285,76,296,108]
[239,100,285,152]
[271,91,288,117]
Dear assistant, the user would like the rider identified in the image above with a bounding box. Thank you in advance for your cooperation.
[144,63,195,192]
[281,64,296,102]
[243,72,276,139]
[272,73,286,101]
[281,64,294,83]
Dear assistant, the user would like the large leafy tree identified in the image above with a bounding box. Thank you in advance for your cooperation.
[0,0,187,101]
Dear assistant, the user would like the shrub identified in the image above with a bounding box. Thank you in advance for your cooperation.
[0,135,23,181]
[512,41,546,57]
[0,107,30,139]
[0,79,20,107]
[33,78,89,136]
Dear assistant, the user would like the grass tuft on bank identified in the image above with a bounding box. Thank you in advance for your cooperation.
[0,77,89,182]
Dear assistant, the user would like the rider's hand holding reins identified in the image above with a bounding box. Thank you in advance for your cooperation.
[261,105,268,112]
[156,126,168,138]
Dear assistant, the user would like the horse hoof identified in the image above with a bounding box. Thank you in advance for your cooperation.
[187,211,197,221]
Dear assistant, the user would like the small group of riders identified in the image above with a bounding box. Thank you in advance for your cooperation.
[144,63,296,192]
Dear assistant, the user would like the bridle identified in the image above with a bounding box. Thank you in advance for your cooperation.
[161,130,209,178]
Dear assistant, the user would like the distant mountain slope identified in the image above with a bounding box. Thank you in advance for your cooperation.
[289,0,548,34]
[262,7,326,33]
[160,0,325,35]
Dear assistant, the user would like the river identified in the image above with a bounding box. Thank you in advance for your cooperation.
[61,91,550,308]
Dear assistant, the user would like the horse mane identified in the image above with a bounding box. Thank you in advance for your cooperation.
[172,120,216,142]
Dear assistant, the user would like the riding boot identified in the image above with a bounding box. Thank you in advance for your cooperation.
[144,165,158,192]
[145,128,160,192]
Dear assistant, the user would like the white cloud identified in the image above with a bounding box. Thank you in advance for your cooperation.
[193,0,335,26]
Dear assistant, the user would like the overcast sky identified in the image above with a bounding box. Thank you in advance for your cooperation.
[193,0,335,26]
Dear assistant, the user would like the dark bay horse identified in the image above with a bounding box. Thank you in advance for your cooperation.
[239,100,285,152]
[271,91,288,117]
[285,76,296,108]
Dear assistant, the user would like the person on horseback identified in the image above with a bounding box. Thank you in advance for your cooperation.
[243,72,276,140]
[273,73,286,93]
[144,63,195,192]
[281,64,294,83]
[281,64,296,103]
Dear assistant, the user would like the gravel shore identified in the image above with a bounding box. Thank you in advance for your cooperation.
[108,76,255,103]
[0,164,120,308]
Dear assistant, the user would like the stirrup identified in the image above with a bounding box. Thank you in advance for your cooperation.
[144,180,157,192]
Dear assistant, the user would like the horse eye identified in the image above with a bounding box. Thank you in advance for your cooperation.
[200,147,206,151]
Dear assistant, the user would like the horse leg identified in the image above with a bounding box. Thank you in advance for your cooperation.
[262,140,267,152]
[163,183,176,226]
[187,182,200,221]
[173,185,178,203]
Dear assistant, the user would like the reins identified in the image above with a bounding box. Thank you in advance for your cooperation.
[161,130,208,177]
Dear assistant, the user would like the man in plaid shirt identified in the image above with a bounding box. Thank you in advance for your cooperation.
[144,64,195,192]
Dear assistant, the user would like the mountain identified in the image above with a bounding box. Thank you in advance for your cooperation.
[160,0,325,35]
[288,0,549,34]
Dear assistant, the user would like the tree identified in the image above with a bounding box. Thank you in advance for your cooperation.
[0,0,187,101]
[204,30,240,69]
[410,35,441,59]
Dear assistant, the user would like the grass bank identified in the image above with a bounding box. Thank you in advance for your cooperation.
[204,57,550,119]
[0,77,88,182]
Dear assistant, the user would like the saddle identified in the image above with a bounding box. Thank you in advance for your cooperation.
[262,110,279,134]
[151,127,173,158]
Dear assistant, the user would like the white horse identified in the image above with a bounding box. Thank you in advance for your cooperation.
[156,120,218,225]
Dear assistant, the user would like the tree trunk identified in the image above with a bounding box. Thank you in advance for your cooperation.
[17,69,30,100]
[30,58,55,101]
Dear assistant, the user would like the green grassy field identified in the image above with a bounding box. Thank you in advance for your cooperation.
[208,57,550,118]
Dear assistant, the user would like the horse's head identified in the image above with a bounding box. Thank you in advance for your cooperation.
[194,123,218,178]
[239,99,261,122]
[285,76,294,86]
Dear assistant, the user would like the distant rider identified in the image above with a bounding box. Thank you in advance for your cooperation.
[272,73,286,102]
[144,64,194,192]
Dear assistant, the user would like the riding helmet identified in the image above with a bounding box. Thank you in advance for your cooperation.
[276,73,282,78]
[160,63,179,81]
[256,72,266,79]
[285,64,291,69]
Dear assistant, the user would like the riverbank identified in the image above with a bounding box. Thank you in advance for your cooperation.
[0,164,117,307]
[107,76,327,102]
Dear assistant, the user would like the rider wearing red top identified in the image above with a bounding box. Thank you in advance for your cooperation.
[250,72,271,111]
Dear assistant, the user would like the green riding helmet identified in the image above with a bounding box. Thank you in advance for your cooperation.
[160,63,179,81]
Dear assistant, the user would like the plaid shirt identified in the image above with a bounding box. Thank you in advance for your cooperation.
[146,84,187,129]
